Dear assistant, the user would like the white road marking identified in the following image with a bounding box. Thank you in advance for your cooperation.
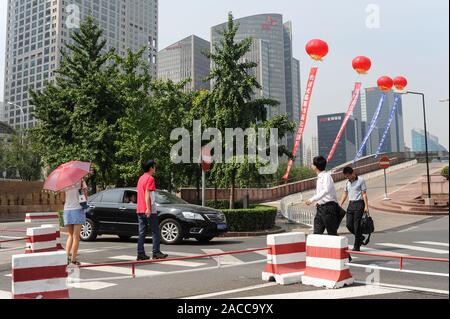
[202,249,244,265]
[80,263,164,277]
[349,245,409,257]
[0,236,24,239]
[414,241,449,248]
[71,281,117,291]
[249,249,267,257]
[78,249,105,254]
[237,285,407,299]
[0,290,11,299]
[354,281,449,296]
[377,243,449,255]
[4,274,11,277]
[108,255,207,267]
[184,283,279,299]
[398,226,419,233]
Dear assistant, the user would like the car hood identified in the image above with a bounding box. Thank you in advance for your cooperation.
[159,203,221,214]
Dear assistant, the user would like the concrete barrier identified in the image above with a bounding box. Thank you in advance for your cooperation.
[301,235,354,289]
[262,232,306,285]
[25,225,58,254]
[25,212,59,224]
[42,224,64,251]
[12,251,69,299]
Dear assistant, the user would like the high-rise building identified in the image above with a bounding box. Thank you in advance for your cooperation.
[0,101,4,122]
[353,87,406,156]
[317,113,357,169]
[411,129,448,152]
[311,136,319,159]
[3,0,158,129]
[158,35,210,91]
[211,14,302,164]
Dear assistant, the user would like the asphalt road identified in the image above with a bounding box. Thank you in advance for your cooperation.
[0,215,448,299]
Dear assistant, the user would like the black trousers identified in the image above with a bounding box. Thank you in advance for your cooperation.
[314,202,340,236]
[346,201,365,248]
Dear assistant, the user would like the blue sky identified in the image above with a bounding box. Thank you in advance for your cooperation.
[1,0,449,149]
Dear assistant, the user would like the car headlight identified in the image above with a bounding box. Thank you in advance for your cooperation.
[182,212,205,221]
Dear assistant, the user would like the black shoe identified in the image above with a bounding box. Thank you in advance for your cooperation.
[352,247,361,252]
[153,252,168,260]
[137,254,150,261]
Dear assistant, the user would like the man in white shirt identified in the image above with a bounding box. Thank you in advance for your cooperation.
[305,156,340,235]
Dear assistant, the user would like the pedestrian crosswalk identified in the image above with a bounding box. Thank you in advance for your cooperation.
[376,243,449,255]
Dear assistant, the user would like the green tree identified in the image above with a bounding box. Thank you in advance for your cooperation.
[206,13,293,208]
[30,17,122,190]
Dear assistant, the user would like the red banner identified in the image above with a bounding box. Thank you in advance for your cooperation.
[327,82,362,163]
[283,67,319,181]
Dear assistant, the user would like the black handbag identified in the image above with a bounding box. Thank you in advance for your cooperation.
[361,212,375,245]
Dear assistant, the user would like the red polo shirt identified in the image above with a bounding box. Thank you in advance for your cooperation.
[137,173,156,214]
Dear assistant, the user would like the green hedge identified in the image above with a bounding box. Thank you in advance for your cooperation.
[220,205,277,232]
[206,200,244,210]
[442,166,449,180]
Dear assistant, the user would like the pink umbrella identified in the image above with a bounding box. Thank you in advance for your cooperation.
[43,161,91,192]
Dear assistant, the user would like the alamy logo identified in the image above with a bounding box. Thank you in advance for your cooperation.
[170,121,280,175]
[366,4,381,29]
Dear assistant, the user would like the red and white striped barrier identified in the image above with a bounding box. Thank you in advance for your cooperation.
[25,212,59,224]
[262,232,306,285]
[42,224,64,250]
[25,225,58,254]
[12,251,69,299]
[301,235,354,289]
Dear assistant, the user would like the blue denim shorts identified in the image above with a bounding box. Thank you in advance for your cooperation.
[63,209,86,226]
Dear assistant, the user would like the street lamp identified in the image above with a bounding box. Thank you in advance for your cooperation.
[6,101,25,131]
[400,91,433,203]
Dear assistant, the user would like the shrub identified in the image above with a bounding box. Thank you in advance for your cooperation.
[442,166,449,180]
[220,205,277,232]
[206,200,244,210]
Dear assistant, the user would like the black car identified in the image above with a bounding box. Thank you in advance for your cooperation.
[81,188,227,245]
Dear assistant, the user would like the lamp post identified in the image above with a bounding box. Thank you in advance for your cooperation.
[402,91,433,203]
[7,102,25,131]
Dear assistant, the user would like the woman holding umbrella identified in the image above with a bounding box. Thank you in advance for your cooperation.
[44,161,91,265]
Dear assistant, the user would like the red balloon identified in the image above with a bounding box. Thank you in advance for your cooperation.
[393,76,408,91]
[377,76,394,92]
[352,56,372,74]
[305,39,329,61]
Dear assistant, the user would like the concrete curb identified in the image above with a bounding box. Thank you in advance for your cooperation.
[219,227,285,238]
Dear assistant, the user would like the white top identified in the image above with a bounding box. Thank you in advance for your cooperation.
[64,180,88,211]
[309,171,338,205]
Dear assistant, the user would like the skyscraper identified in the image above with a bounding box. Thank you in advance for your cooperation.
[158,35,210,91]
[411,129,448,152]
[211,14,302,163]
[317,113,357,168]
[3,0,158,129]
[353,87,406,156]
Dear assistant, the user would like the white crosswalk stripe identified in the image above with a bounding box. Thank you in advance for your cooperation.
[108,255,207,267]
[71,282,118,291]
[202,249,244,265]
[0,290,11,299]
[348,245,409,257]
[414,241,449,248]
[376,243,449,255]
[80,263,164,277]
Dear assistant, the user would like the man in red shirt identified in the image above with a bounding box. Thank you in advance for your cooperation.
[136,160,168,261]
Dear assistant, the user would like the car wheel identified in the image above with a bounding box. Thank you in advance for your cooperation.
[118,235,132,241]
[195,236,215,244]
[80,218,97,242]
[159,219,183,245]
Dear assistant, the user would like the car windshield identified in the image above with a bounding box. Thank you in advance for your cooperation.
[156,191,188,205]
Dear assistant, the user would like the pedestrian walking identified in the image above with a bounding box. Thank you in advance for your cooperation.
[63,178,88,266]
[136,160,168,261]
[306,156,340,236]
[340,166,370,251]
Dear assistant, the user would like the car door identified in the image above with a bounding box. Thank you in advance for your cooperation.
[116,190,139,236]
[95,189,124,233]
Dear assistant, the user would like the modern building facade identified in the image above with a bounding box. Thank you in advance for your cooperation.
[412,129,448,152]
[0,102,4,122]
[211,14,303,164]
[353,87,406,156]
[317,113,358,169]
[158,35,210,91]
[3,0,158,129]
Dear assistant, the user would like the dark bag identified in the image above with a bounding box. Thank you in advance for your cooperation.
[78,181,89,210]
[361,212,375,245]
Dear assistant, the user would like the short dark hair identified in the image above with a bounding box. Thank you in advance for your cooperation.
[343,167,354,175]
[142,160,156,172]
[313,156,327,172]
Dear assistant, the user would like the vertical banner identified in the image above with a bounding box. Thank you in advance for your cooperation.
[283,67,319,181]
[353,93,387,163]
[327,82,362,163]
[375,94,401,158]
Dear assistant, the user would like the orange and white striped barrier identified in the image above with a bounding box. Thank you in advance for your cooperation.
[25,225,58,254]
[12,251,69,299]
[262,232,306,285]
[301,235,354,289]
[25,212,59,224]
[42,224,64,250]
